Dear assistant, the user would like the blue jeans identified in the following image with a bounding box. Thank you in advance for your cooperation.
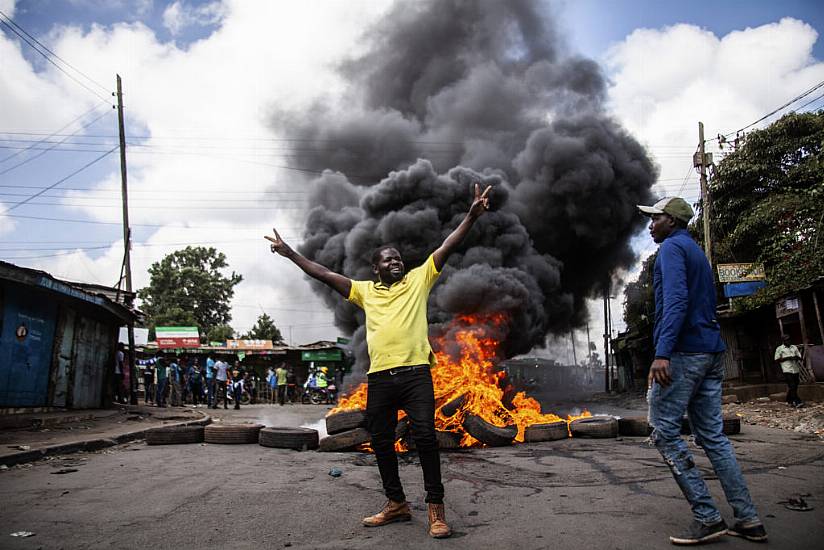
[366,365,444,504]
[155,378,168,407]
[649,352,759,525]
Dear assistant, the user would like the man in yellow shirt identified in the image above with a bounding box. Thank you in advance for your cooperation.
[265,183,491,539]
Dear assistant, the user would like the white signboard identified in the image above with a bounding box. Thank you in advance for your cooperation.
[119,327,149,346]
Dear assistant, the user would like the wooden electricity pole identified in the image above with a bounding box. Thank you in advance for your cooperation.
[116,74,137,405]
[697,122,713,268]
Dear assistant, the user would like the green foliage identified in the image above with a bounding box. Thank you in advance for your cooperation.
[207,324,235,342]
[242,313,284,344]
[138,246,243,336]
[623,251,657,331]
[701,111,824,310]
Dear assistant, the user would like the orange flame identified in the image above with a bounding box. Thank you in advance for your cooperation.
[331,313,590,447]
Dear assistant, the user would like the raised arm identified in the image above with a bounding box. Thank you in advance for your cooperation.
[265,228,352,298]
[432,183,491,271]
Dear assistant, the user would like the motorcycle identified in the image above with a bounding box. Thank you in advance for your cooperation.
[225,380,252,405]
[301,384,336,405]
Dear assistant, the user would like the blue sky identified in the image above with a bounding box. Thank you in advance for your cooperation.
[1,0,823,344]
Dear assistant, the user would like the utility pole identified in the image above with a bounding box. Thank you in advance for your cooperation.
[697,122,713,268]
[116,74,137,405]
[569,329,577,366]
[603,279,611,393]
[585,322,592,363]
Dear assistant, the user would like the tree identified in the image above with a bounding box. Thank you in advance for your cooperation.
[242,313,285,344]
[138,246,243,337]
[623,252,657,331]
[699,111,824,310]
[207,324,235,343]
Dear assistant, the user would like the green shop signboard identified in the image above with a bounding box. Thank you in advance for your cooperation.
[301,350,342,362]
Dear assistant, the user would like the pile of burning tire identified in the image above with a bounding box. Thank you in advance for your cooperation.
[317,410,742,451]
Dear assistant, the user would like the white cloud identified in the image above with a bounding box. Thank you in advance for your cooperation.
[162,0,227,36]
[606,17,824,202]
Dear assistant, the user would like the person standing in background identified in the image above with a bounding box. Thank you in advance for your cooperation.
[774,334,804,407]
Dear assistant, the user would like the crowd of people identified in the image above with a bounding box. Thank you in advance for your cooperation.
[139,355,284,410]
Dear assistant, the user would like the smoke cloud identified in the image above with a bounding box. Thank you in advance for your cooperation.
[271,0,656,377]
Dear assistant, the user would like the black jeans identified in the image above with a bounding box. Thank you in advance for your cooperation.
[277,384,287,405]
[366,365,444,504]
[785,372,801,405]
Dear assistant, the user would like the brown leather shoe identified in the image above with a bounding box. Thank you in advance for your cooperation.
[362,500,411,527]
[427,503,452,538]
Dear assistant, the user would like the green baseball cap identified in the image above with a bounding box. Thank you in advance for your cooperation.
[637,197,694,223]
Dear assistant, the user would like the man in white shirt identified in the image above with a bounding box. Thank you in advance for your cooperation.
[211,359,229,409]
[774,334,804,407]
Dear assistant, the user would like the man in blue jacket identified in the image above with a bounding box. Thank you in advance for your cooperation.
[638,197,766,545]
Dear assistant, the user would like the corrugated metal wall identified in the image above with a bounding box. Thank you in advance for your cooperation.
[0,286,58,406]
[71,315,113,408]
[1,280,120,409]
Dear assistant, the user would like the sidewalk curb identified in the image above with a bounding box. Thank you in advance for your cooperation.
[0,414,212,468]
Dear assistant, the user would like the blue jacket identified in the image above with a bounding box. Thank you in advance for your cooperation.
[653,229,725,358]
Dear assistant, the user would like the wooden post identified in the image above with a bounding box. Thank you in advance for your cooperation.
[813,289,824,345]
[797,297,816,383]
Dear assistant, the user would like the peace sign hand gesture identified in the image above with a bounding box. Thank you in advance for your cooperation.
[264,228,292,257]
[468,183,492,219]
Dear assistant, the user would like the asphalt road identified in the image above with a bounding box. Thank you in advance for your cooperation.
[1,403,823,550]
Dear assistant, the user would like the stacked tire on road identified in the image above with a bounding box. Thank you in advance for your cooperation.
[318,428,371,452]
[204,423,264,444]
[524,421,568,443]
[259,427,319,451]
[146,425,205,445]
[326,410,366,435]
[320,410,370,452]
[569,416,619,438]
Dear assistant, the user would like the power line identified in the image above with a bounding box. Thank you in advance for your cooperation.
[711,78,824,141]
[2,147,117,212]
[0,104,104,164]
[795,90,824,112]
[0,10,113,104]
[0,108,113,176]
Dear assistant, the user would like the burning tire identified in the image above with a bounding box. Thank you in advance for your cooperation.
[204,423,264,444]
[524,421,568,443]
[436,430,463,450]
[318,428,371,452]
[440,393,466,417]
[618,416,652,437]
[145,425,204,445]
[570,416,619,438]
[462,414,517,447]
[259,427,319,451]
[681,416,741,436]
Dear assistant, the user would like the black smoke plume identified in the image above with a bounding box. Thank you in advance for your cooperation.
[272,0,656,377]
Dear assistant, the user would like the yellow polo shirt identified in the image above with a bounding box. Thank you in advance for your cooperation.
[348,254,441,374]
